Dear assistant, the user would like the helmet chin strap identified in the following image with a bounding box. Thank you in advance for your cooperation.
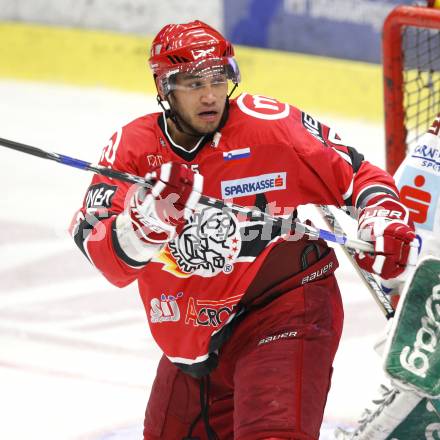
[158,95,207,139]
[156,95,214,139]
[156,83,237,140]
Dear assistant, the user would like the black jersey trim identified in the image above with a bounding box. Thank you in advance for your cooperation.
[356,185,399,209]
[172,306,246,378]
[173,353,219,378]
[72,211,113,262]
[157,100,230,162]
[346,146,364,173]
[158,113,211,162]
[111,218,150,268]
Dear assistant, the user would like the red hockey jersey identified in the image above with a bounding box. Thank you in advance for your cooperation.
[71,93,398,376]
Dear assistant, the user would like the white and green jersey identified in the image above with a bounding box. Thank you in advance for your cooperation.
[394,124,440,257]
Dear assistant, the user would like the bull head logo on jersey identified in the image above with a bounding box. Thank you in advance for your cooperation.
[153,207,242,278]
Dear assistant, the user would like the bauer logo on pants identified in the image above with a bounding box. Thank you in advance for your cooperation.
[258,330,298,346]
[221,172,287,198]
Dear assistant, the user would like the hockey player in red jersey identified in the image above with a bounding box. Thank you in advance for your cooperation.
[70,21,418,440]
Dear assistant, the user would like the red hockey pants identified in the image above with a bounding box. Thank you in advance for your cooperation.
[143,275,343,440]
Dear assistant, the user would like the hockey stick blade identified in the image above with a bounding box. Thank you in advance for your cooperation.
[0,136,374,253]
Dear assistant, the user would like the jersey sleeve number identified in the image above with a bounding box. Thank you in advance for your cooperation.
[100,128,122,165]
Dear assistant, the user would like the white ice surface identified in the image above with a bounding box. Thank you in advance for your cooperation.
[0,79,390,439]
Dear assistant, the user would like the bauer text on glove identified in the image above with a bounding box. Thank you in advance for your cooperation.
[355,195,419,279]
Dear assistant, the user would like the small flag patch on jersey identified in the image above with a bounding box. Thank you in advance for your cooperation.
[223,147,251,161]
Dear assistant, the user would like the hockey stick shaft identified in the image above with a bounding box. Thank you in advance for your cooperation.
[319,205,395,319]
[0,136,374,252]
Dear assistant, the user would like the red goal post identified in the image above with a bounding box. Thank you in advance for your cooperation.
[383,4,440,175]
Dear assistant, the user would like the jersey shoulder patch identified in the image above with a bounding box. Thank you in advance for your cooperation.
[234,92,290,121]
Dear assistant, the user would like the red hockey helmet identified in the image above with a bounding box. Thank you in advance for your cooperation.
[149,20,241,96]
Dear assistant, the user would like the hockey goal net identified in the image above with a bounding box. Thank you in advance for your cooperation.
[383,4,440,175]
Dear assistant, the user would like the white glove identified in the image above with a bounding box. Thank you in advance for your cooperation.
[115,162,203,263]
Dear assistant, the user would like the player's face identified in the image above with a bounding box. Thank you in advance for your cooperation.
[170,71,228,134]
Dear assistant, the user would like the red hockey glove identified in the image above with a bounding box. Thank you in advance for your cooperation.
[115,162,203,262]
[355,195,419,280]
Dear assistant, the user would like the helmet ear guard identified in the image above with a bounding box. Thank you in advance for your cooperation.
[153,74,167,101]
